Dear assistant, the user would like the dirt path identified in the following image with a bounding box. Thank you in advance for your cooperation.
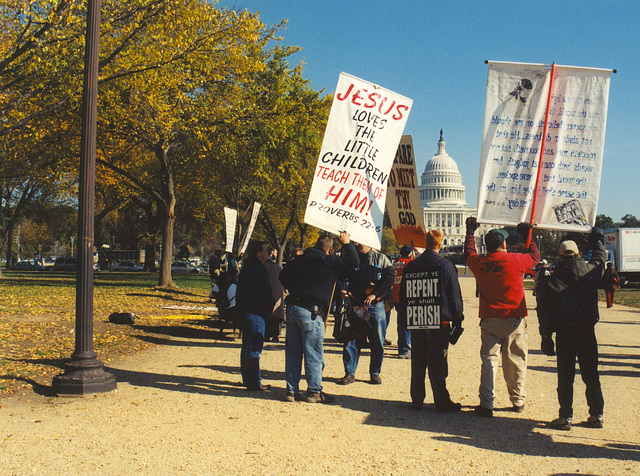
[1,276,639,475]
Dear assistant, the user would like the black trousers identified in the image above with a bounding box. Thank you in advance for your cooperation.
[556,324,604,418]
[410,328,452,407]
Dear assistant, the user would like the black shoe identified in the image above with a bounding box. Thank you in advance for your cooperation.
[436,402,462,413]
[338,374,355,385]
[247,384,271,391]
[370,374,382,385]
[551,417,572,430]
[284,392,303,402]
[384,339,391,345]
[409,402,423,411]
[512,404,525,413]
[587,415,604,428]
[306,392,335,404]
[474,405,493,418]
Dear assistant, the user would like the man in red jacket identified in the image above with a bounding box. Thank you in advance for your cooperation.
[465,218,539,417]
[391,245,415,358]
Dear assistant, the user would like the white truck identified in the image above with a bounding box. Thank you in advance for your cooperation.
[603,228,640,284]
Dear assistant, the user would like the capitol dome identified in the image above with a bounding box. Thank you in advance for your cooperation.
[419,130,467,208]
[418,130,478,248]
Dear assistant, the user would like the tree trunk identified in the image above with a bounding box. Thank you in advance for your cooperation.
[144,241,156,272]
[158,207,175,287]
[155,143,176,288]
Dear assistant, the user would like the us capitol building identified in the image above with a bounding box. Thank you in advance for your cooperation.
[419,130,485,249]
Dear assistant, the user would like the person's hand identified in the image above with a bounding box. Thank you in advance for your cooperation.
[591,226,604,245]
[517,222,533,239]
[466,217,479,234]
[364,294,376,306]
[541,335,555,356]
[338,231,350,245]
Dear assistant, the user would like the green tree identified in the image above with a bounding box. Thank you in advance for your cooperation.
[620,214,640,228]
[595,214,615,230]
[96,1,274,287]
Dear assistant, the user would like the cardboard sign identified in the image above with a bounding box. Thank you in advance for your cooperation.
[386,135,426,248]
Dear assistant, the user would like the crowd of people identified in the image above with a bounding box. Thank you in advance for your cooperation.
[208,220,611,430]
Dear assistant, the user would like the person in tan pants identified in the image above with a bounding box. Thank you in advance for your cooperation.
[464,218,539,417]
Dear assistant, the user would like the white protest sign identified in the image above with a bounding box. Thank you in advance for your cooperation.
[478,62,611,232]
[304,72,412,249]
[240,202,261,254]
[386,135,426,248]
[224,207,237,253]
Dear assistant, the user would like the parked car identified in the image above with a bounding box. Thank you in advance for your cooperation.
[54,257,77,271]
[53,257,99,271]
[11,260,45,271]
[41,257,55,268]
[171,261,204,274]
[109,261,143,272]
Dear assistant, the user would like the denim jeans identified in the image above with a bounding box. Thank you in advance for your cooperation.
[240,313,266,389]
[396,306,412,356]
[343,301,387,377]
[285,305,325,395]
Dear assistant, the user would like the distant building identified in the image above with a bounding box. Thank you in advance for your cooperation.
[419,130,486,250]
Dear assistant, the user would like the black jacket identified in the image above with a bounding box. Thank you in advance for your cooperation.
[236,256,275,319]
[279,243,358,314]
[348,249,394,304]
[537,241,606,336]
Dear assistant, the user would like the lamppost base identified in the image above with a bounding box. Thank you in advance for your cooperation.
[52,357,116,396]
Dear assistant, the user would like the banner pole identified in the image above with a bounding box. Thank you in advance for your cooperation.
[526,62,557,247]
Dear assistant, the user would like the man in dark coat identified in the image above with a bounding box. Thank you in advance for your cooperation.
[279,232,358,403]
[399,229,464,412]
[536,228,606,430]
[236,240,275,391]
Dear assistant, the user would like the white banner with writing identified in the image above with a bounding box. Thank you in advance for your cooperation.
[478,62,611,231]
[386,135,426,248]
[224,207,237,253]
[304,72,413,249]
[240,202,261,254]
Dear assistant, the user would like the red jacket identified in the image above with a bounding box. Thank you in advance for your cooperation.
[465,234,539,319]
[391,257,414,304]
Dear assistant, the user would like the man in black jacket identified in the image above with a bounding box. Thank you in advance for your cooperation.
[399,229,464,412]
[536,228,606,430]
[236,240,275,391]
[339,243,394,385]
[279,232,358,403]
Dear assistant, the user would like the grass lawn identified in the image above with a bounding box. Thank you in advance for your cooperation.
[0,270,223,396]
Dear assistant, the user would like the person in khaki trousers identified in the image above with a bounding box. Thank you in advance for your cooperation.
[464,218,539,418]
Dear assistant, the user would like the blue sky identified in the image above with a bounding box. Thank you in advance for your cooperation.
[221,1,638,222]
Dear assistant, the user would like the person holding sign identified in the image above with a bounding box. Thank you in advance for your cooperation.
[536,230,606,430]
[464,218,539,417]
[399,230,464,412]
[339,244,394,385]
[278,232,358,403]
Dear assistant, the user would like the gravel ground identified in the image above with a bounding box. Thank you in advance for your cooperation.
[1,276,639,475]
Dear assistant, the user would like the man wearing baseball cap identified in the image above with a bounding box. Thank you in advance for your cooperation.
[464,218,539,417]
[536,229,607,430]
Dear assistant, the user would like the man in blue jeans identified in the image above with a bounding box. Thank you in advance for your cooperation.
[339,243,394,385]
[236,240,275,391]
[279,232,358,403]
